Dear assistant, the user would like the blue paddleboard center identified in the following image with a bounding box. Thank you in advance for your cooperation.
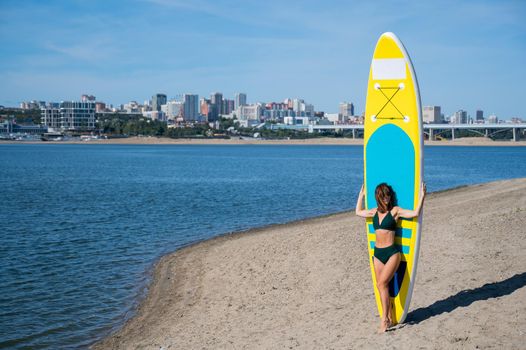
[365,124,415,210]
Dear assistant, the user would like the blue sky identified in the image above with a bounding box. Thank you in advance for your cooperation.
[1,0,525,118]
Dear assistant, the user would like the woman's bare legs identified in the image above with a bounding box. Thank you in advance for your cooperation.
[373,253,401,333]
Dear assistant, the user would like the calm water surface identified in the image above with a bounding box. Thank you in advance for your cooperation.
[0,145,525,349]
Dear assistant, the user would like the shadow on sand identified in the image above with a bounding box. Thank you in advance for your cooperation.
[406,272,526,324]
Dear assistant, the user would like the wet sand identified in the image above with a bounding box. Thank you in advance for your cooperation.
[93,178,526,349]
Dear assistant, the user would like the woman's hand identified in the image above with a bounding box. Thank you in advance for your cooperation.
[421,182,427,197]
[356,183,375,217]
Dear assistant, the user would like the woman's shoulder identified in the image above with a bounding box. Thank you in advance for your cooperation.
[391,206,401,214]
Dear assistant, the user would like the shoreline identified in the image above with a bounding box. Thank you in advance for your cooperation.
[92,178,526,349]
[1,136,526,146]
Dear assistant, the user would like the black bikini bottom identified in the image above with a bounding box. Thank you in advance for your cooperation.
[374,244,400,264]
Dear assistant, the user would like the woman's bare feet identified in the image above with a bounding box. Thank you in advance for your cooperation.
[386,304,396,327]
[377,318,391,333]
[386,313,395,327]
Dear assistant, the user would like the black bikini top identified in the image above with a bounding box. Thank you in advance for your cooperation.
[373,211,397,231]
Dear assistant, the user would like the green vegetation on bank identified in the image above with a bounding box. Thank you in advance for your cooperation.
[96,115,324,139]
[97,113,167,136]
[1,109,522,140]
[97,114,215,138]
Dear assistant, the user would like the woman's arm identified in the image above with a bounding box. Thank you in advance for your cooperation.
[397,182,427,218]
[355,184,376,218]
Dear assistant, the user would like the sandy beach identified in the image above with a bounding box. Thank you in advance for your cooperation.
[92,177,526,349]
[2,136,526,146]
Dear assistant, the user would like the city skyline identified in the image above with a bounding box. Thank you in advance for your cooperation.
[16,92,509,123]
[1,0,525,119]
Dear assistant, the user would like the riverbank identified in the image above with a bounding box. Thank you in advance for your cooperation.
[2,136,526,146]
[93,178,526,349]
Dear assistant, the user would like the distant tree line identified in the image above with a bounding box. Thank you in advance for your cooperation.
[96,114,213,138]
[2,109,517,140]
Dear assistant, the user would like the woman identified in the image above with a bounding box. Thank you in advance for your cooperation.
[355,182,426,333]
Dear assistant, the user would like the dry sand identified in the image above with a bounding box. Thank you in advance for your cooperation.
[93,178,526,349]
[3,136,526,146]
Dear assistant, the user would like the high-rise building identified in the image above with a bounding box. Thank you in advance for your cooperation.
[488,114,498,124]
[304,103,314,118]
[211,92,222,107]
[152,93,167,112]
[123,101,140,113]
[292,99,304,113]
[235,93,247,109]
[20,100,45,109]
[200,98,211,121]
[423,106,442,123]
[81,94,96,102]
[222,99,235,115]
[183,94,199,121]
[41,103,61,130]
[236,104,262,121]
[263,102,293,121]
[95,102,106,113]
[165,100,184,120]
[209,92,223,121]
[452,109,468,124]
[476,109,484,122]
[339,102,355,121]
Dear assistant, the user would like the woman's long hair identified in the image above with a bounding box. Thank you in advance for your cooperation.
[375,183,396,213]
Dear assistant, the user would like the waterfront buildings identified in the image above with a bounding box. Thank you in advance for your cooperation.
[152,93,167,112]
[41,100,96,131]
[21,89,524,130]
[0,119,47,134]
[284,116,309,125]
[60,101,96,130]
[423,106,442,123]
[41,103,61,129]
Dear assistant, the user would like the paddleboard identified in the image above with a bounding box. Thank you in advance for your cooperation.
[363,32,423,324]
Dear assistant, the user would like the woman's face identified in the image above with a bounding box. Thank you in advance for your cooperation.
[383,194,391,205]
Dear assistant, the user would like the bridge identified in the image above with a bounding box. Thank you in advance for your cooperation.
[269,123,526,142]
